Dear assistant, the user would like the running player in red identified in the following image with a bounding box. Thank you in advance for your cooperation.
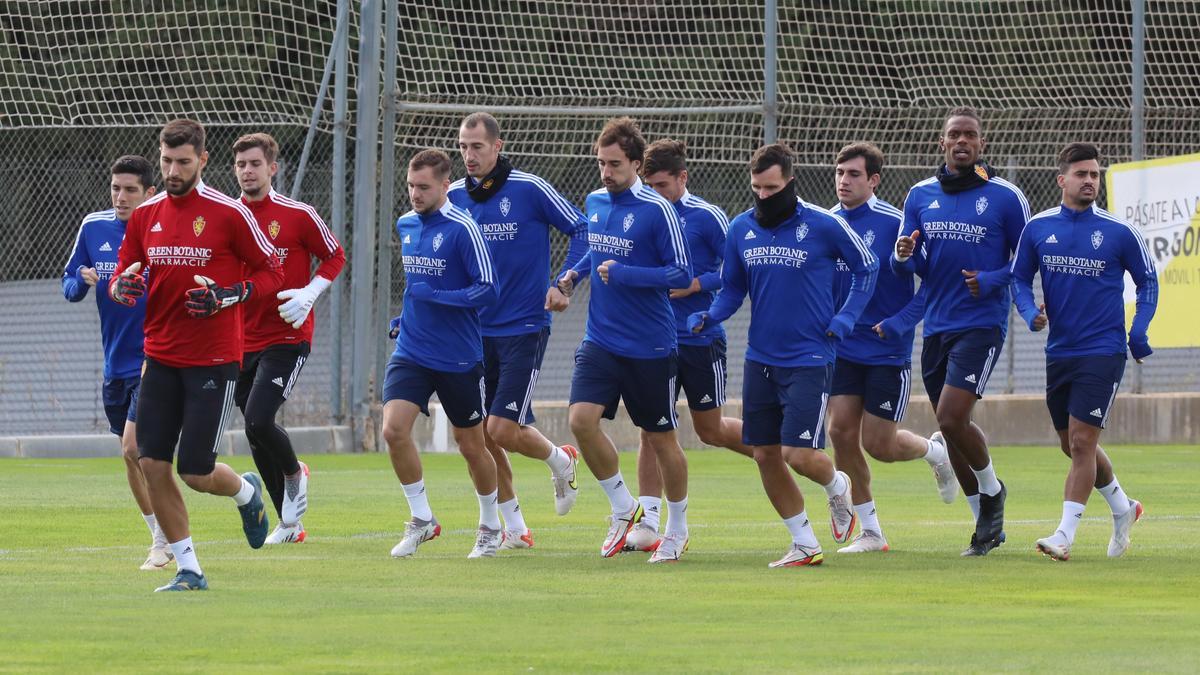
[110,118,284,592]
[232,133,345,545]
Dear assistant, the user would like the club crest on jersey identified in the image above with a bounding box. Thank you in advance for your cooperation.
[1092,230,1104,249]
[863,229,875,246]
[796,223,809,242]
[622,212,635,232]
[432,232,444,251]
[975,196,989,215]
[268,220,281,239]
[192,216,206,237]
[499,197,511,217]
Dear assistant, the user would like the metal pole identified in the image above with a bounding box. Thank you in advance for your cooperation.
[350,0,382,449]
[763,0,778,144]
[1005,158,1017,394]
[376,0,399,410]
[290,11,350,198]
[1131,0,1146,394]
[330,0,350,425]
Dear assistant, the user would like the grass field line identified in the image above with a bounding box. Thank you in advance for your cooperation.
[2,513,1196,559]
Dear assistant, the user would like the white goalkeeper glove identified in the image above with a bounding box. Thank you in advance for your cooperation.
[277,276,332,329]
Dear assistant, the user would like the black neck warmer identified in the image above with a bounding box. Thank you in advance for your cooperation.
[753,178,798,229]
[936,161,995,194]
[466,155,514,203]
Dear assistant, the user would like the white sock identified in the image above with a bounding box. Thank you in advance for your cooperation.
[638,496,662,531]
[783,510,819,548]
[598,471,636,516]
[499,498,527,532]
[545,446,572,475]
[143,513,158,536]
[855,501,882,536]
[232,476,255,506]
[822,471,848,499]
[169,537,201,576]
[966,494,981,521]
[402,479,433,522]
[664,497,688,538]
[971,461,1002,497]
[1098,477,1131,516]
[477,490,501,531]
[923,438,948,466]
[1057,501,1086,543]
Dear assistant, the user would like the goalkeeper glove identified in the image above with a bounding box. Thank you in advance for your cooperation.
[185,275,251,318]
[110,262,146,306]
[388,316,402,339]
[277,276,332,329]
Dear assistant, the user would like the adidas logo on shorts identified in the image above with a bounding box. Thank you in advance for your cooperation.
[699,394,712,404]
[657,416,669,426]
[99,241,112,252]
[1090,408,1103,418]
[202,379,217,390]
[272,377,284,387]
[799,430,812,440]
[964,373,978,384]
[505,401,519,412]
[468,411,481,420]
[879,400,893,412]
[151,222,163,232]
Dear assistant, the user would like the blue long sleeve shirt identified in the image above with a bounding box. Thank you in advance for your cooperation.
[891,175,1030,337]
[61,208,146,380]
[577,178,692,359]
[707,199,878,368]
[393,200,498,372]
[1010,203,1158,358]
[832,196,924,366]
[449,169,588,336]
[672,191,729,347]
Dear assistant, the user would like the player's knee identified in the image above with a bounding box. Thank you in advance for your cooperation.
[568,409,597,439]
[381,421,408,450]
[751,446,779,468]
[1067,432,1098,459]
[178,472,211,492]
[121,440,139,465]
[694,423,724,448]
[935,407,967,435]
[485,416,519,449]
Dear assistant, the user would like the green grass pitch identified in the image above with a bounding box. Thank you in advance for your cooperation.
[1,445,1197,672]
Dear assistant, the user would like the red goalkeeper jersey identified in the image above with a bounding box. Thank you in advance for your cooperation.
[113,181,283,368]
[240,189,345,352]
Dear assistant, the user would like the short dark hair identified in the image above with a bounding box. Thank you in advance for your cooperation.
[461,112,501,141]
[595,117,646,163]
[750,143,795,178]
[409,149,452,179]
[836,142,885,177]
[232,132,280,164]
[642,139,688,177]
[943,106,982,132]
[159,118,206,154]
[1058,142,1101,174]
[110,155,154,189]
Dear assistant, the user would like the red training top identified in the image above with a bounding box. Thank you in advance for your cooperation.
[112,181,283,368]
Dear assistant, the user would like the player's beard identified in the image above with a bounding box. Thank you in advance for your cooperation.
[166,172,200,197]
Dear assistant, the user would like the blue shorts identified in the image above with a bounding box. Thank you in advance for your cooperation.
[569,340,678,432]
[1046,354,1126,430]
[382,356,486,428]
[102,375,140,436]
[483,328,550,425]
[742,359,831,449]
[920,327,1004,406]
[830,358,913,423]
[675,339,727,411]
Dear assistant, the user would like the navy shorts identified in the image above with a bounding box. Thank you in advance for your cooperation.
[102,375,140,436]
[830,358,913,423]
[483,328,549,425]
[569,340,678,432]
[921,327,1004,406]
[742,359,832,449]
[137,358,238,476]
[1046,353,1126,430]
[383,356,486,428]
[675,339,727,411]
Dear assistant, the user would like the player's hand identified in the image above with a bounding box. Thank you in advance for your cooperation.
[826,313,854,340]
[1128,334,1152,363]
[895,230,919,261]
[669,277,702,299]
[545,286,570,312]
[109,262,145,307]
[556,270,578,297]
[406,282,435,301]
[277,286,318,329]
[961,269,981,297]
[687,312,708,334]
[79,266,99,287]
[872,321,887,339]
[388,316,402,340]
[1031,303,1048,331]
[184,275,251,318]
[597,259,619,284]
